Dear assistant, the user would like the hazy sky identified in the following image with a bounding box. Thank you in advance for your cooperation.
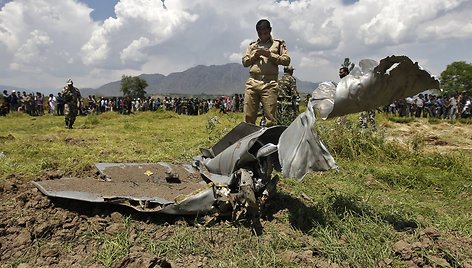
[1,0,471,90]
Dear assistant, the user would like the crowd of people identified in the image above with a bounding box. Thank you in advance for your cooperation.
[383,93,471,119]
[1,89,246,117]
[1,90,65,116]
[2,87,470,120]
[78,94,246,116]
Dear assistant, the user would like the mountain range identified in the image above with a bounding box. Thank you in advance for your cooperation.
[2,63,319,97]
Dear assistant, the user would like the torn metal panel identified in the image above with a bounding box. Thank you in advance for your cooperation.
[158,187,218,215]
[278,100,337,178]
[279,56,439,178]
[32,181,108,203]
[196,158,235,185]
[32,163,216,213]
[202,124,285,176]
[312,55,440,119]
[203,122,262,157]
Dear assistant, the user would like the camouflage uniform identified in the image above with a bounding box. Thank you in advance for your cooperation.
[242,22,290,127]
[180,98,188,115]
[62,80,82,129]
[25,94,34,115]
[277,69,299,125]
[358,110,376,130]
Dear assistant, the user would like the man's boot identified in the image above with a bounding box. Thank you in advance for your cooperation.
[68,118,75,129]
[65,118,69,128]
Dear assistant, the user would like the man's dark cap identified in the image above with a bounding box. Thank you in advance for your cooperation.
[256,19,271,31]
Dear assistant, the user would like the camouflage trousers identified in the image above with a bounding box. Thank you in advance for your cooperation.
[64,103,78,128]
[277,100,297,126]
[358,110,376,130]
[244,77,278,127]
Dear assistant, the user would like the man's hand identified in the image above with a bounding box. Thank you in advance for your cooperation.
[255,48,270,58]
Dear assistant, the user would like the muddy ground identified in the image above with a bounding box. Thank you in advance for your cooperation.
[1,121,472,267]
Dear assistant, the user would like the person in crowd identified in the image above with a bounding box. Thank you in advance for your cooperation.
[461,106,471,119]
[2,90,11,113]
[56,92,64,116]
[48,93,56,114]
[448,94,458,120]
[10,90,19,112]
[35,92,44,116]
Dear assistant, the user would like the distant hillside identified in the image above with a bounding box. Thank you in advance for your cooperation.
[84,63,318,97]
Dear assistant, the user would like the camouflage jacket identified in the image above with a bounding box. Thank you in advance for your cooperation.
[62,85,81,107]
[278,74,298,101]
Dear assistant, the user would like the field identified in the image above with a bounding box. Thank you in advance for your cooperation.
[1,110,471,268]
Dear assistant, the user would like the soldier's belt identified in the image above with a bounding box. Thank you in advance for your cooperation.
[278,100,293,105]
[250,74,278,82]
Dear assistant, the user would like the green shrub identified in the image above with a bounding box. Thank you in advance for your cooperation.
[428,117,441,124]
[458,118,472,124]
[316,121,408,161]
[388,117,415,123]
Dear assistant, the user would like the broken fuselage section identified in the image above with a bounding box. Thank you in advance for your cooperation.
[32,123,295,219]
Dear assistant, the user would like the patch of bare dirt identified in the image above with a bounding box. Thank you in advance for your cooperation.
[63,136,97,145]
[0,134,15,143]
[383,121,472,153]
[393,228,472,268]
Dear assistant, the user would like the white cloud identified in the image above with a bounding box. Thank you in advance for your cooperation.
[81,0,198,68]
[81,18,122,65]
[0,0,97,88]
[0,1,23,51]
[228,53,242,63]
[120,37,150,64]
[10,30,52,71]
[420,5,472,40]
[357,0,468,45]
[275,1,342,50]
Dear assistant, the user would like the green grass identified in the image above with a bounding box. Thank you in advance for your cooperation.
[387,116,416,123]
[0,111,237,178]
[1,110,471,267]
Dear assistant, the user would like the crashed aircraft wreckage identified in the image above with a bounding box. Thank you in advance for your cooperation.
[33,55,439,219]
